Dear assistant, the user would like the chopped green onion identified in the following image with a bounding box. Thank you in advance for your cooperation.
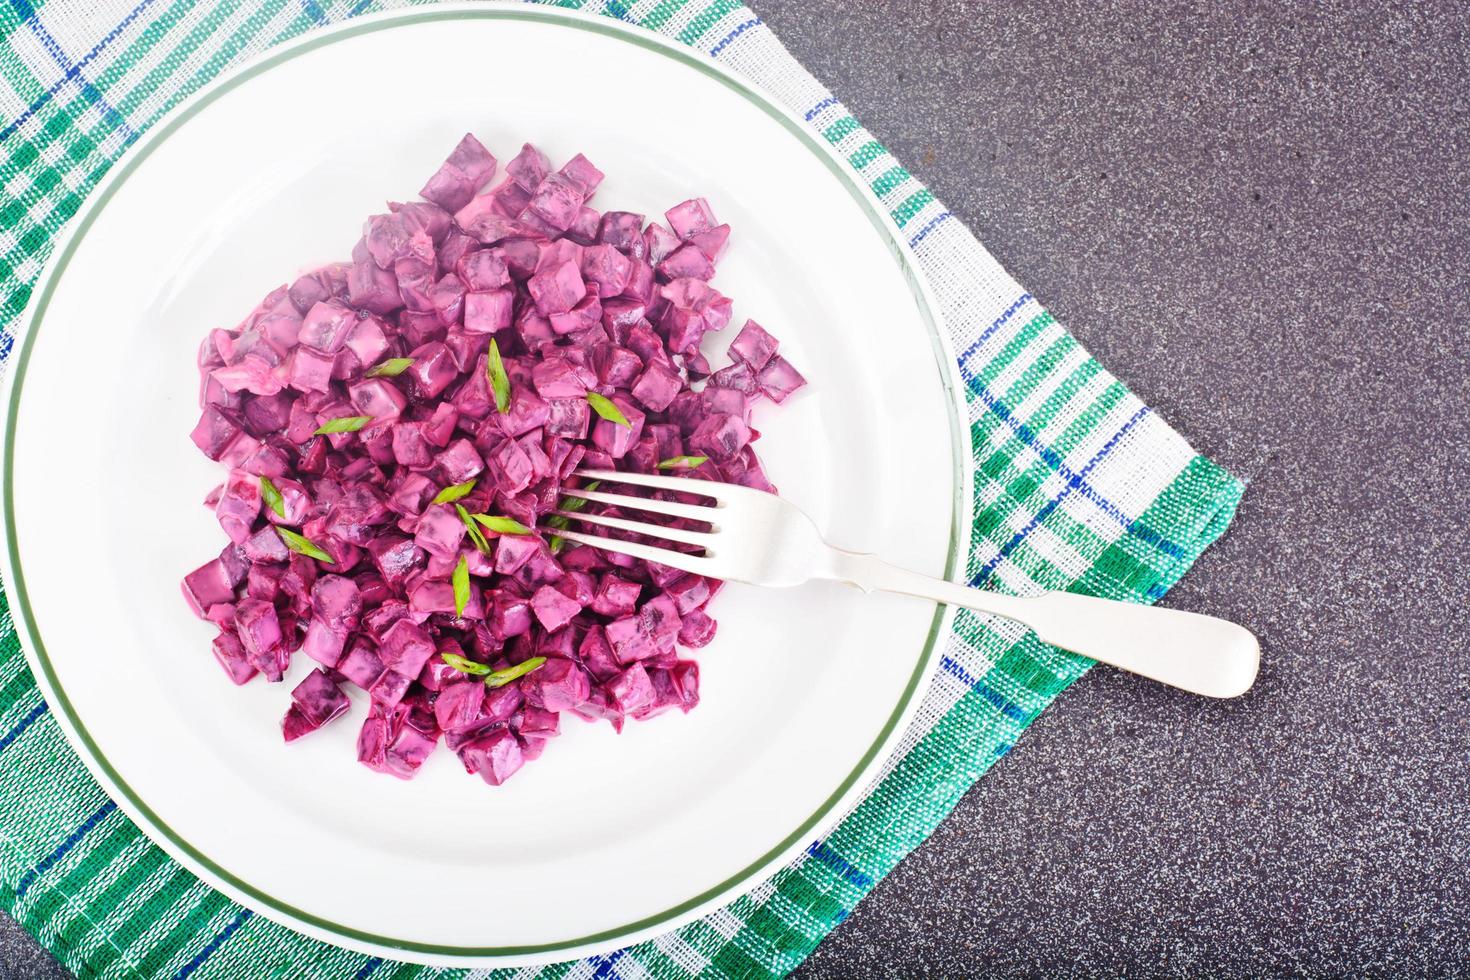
[487,338,511,414]
[452,554,470,617]
[561,481,600,511]
[440,652,490,676]
[548,535,566,555]
[456,503,491,554]
[259,475,287,519]
[277,527,334,563]
[365,357,414,378]
[471,514,532,535]
[484,656,547,689]
[432,479,477,505]
[314,415,372,435]
[656,455,709,470]
[586,391,630,427]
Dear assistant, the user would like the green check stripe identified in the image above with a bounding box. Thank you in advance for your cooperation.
[0,2,1243,978]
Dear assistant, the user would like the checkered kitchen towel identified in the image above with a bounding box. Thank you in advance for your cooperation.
[0,1,1244,977]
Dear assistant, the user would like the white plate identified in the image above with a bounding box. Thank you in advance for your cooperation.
[1,5,967,967]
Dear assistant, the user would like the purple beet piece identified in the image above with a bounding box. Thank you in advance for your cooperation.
[458,727,524,786]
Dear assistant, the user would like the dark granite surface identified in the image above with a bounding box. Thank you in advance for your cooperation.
[4,1,1467,977]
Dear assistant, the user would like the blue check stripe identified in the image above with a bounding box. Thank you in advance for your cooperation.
[12,1,137,140]
[971,404,1153,587]
[0,699,47,753]
[908,210,952,248]
[940,655,1029,723]
[0,0,157,142]
[173,908,252,980]
[806,839,873,888]
[804,96,839,121]
[957,292,1185,559]
[13,800,115,898]
[959,292,1034,364]
[709,17,760,56]
[299,0,328,26]
[589,947,627,978]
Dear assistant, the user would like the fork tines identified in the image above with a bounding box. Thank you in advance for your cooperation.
[548,469,720,572]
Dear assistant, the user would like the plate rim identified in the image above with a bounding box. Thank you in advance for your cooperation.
[0,3,971,965]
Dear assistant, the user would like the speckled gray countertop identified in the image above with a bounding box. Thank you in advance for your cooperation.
[4,1,1467,977]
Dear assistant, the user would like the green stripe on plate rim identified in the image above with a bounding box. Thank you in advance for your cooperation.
[1,5,967,959]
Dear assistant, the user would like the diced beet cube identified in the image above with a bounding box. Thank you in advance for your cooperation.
[631,361,683,412]
[234,599,285,681]
[532,357,591,398]
[463,288,515,334]
[758,355,807,403]
[419,133,497,213]
[392,422,434,467]
[591,575,642,617]
[489,591,533,639]
[182,559,236,618]
[729,318,778,370]
[594,344,644,388]
[591,394,645,459]
[345,315,390,367]
[491,438,534,494]
[435,679,490,733]
[212,631,257,685]
[525,657,590,712]
[608,662,657,715]
[492,535,540,575]
[414,505,466,559]
[190,406,243,460]
[677,609,717,647]
[530,585,582,631]
[291,668,351,728]
[598,210,645,257]
[369,533,425,587]
[458,727,524,786]
[348,378,408,422]
[378,618,436,677]
[527,260,585,316]
[369,669,413,707]
[580,243,631,296]
[545,397,590,439]
[665,574,711,615]
[559,153,604,198]
[410,578,484,619]
[299,615,345,667]
[423,402,459,447]
[689,412,751,462]
[214,470,261,545]
[458,249,510,291]
[434,438,484,484]
[524,173,583,232]
[656,243,715,281]
[298,300,356,353]
[405,342,458,398]
[689,224,730,261]
[665,197,718,239]
[384,725,438,779]
[338,640,385,690]
[282,705,319,742]
[506,143,551,191]
[311,574,362,632]
[549,293,602,336]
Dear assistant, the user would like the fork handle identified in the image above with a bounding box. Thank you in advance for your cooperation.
[829,552,1259,698]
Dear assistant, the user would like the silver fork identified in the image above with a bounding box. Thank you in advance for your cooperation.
[554,469,1259,698]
